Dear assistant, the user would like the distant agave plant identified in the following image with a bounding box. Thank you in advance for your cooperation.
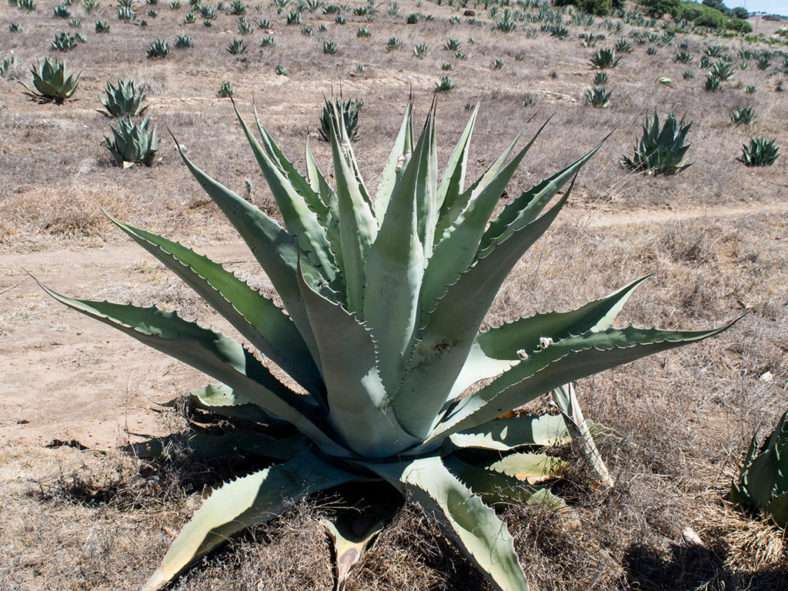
[99,79,148,118]
[729,411,788,528]
[41,100,734,591]
[104,117,160,165]
[20,57,80,104]
[590,48,620,69]
[585,86,611,108]
[738,137,779,167]
[621,110,692,175]
[147,39,170,58]
[318,97,362,141]
[729,106,754,126]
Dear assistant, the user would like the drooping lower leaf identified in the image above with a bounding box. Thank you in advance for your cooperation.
[141,449,358,591]
[370,455,529,591]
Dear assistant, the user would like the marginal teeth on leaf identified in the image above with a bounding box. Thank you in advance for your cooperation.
[516,349,528,360]
[538,337,553,349]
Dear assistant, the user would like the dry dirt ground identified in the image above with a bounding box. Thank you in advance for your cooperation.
[1,1,787,589]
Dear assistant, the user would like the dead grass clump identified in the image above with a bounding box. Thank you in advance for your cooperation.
[0,184,131,245]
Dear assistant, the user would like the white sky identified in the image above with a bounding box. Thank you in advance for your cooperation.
[733,0,788,16]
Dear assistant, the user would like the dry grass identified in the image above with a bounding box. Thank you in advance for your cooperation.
[1,0,787,590]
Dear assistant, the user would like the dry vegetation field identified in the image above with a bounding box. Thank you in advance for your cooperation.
[0,0,787,589]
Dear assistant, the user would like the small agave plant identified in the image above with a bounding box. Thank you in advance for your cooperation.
[20,57,80,104]
[621,110,692,175]
[729,411,788,528]
[43,101,734,591]
[99,79,149,118]
[103,117,159,165]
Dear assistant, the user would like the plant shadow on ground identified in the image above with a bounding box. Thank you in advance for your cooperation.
[623,542,788,591]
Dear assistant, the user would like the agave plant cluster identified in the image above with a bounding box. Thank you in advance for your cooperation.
[42,100,736,591]
[100,79,159,166]
[729,411,788,528]
[318,97,362,141]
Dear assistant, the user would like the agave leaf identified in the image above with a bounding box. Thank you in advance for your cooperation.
[141,449,358,591]
[394,191,572,439]
[375,103,414,220]
[481,144,600,254]
[487,452,568,483]
[250,104,330,221]
[363,115,430,389]
[476,275,650,362]
[444,455,576,521]
[328,108,378,313]
[449,414,572,451]
[447,275,650,399]
[429,321,740,443]
[435,104,478,220]
[371,455,529,591]
[765,491,788,528]
[422,121,548,312]
[323,517,383,591]
[160,383,277,423]
[296,260,419,458]
[109,216,323,396]
[235,106,338,285]
[322,488,401,591]
[127,429,308,462]
[172,141,324,361]
[40,284,348,456]
[414,103,439,257]
[434,131,523,240]
[551,383,614,487]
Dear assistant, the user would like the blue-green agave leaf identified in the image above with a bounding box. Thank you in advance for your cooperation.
[375,103,414,220]
[297,260,419,458]
[141,449,358,591]
[449,414,572,451]
[429,321,740,443]
[108,215,323,396]
[371,455,529,591]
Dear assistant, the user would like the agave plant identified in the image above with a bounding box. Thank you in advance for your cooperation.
[20,57,80,104]
[147,39,169,58]
[444,37,461,51]
[318,97,362,142]
[117,6,136,19]
[621,110,692,175]
[217,81,234,97]
[17,0,36,10]
[729,411,788,528]
[412,43,429,58]
[0,55,17,79]
[709,60,735,81]
[590,48,620,69]
[95,19,110,32]
[237,16,254,34]
[104,117,159,165]
[704,73,722,92]
[227,38,247,54]
[260,35,275,47]
[99,79,148,118]
[435,75,455,91]
[52,4,71,17]
[323,40,338,54]
[729,106,755,126]
[386,36,402,51]
[593,71,608,85]
[585,86,611,108]
[738,137,779,167]
[40,99,734,591]
[614,39,632,53]
[674,51,692,64]
[52,31,78,51]
[175,34,193,48]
